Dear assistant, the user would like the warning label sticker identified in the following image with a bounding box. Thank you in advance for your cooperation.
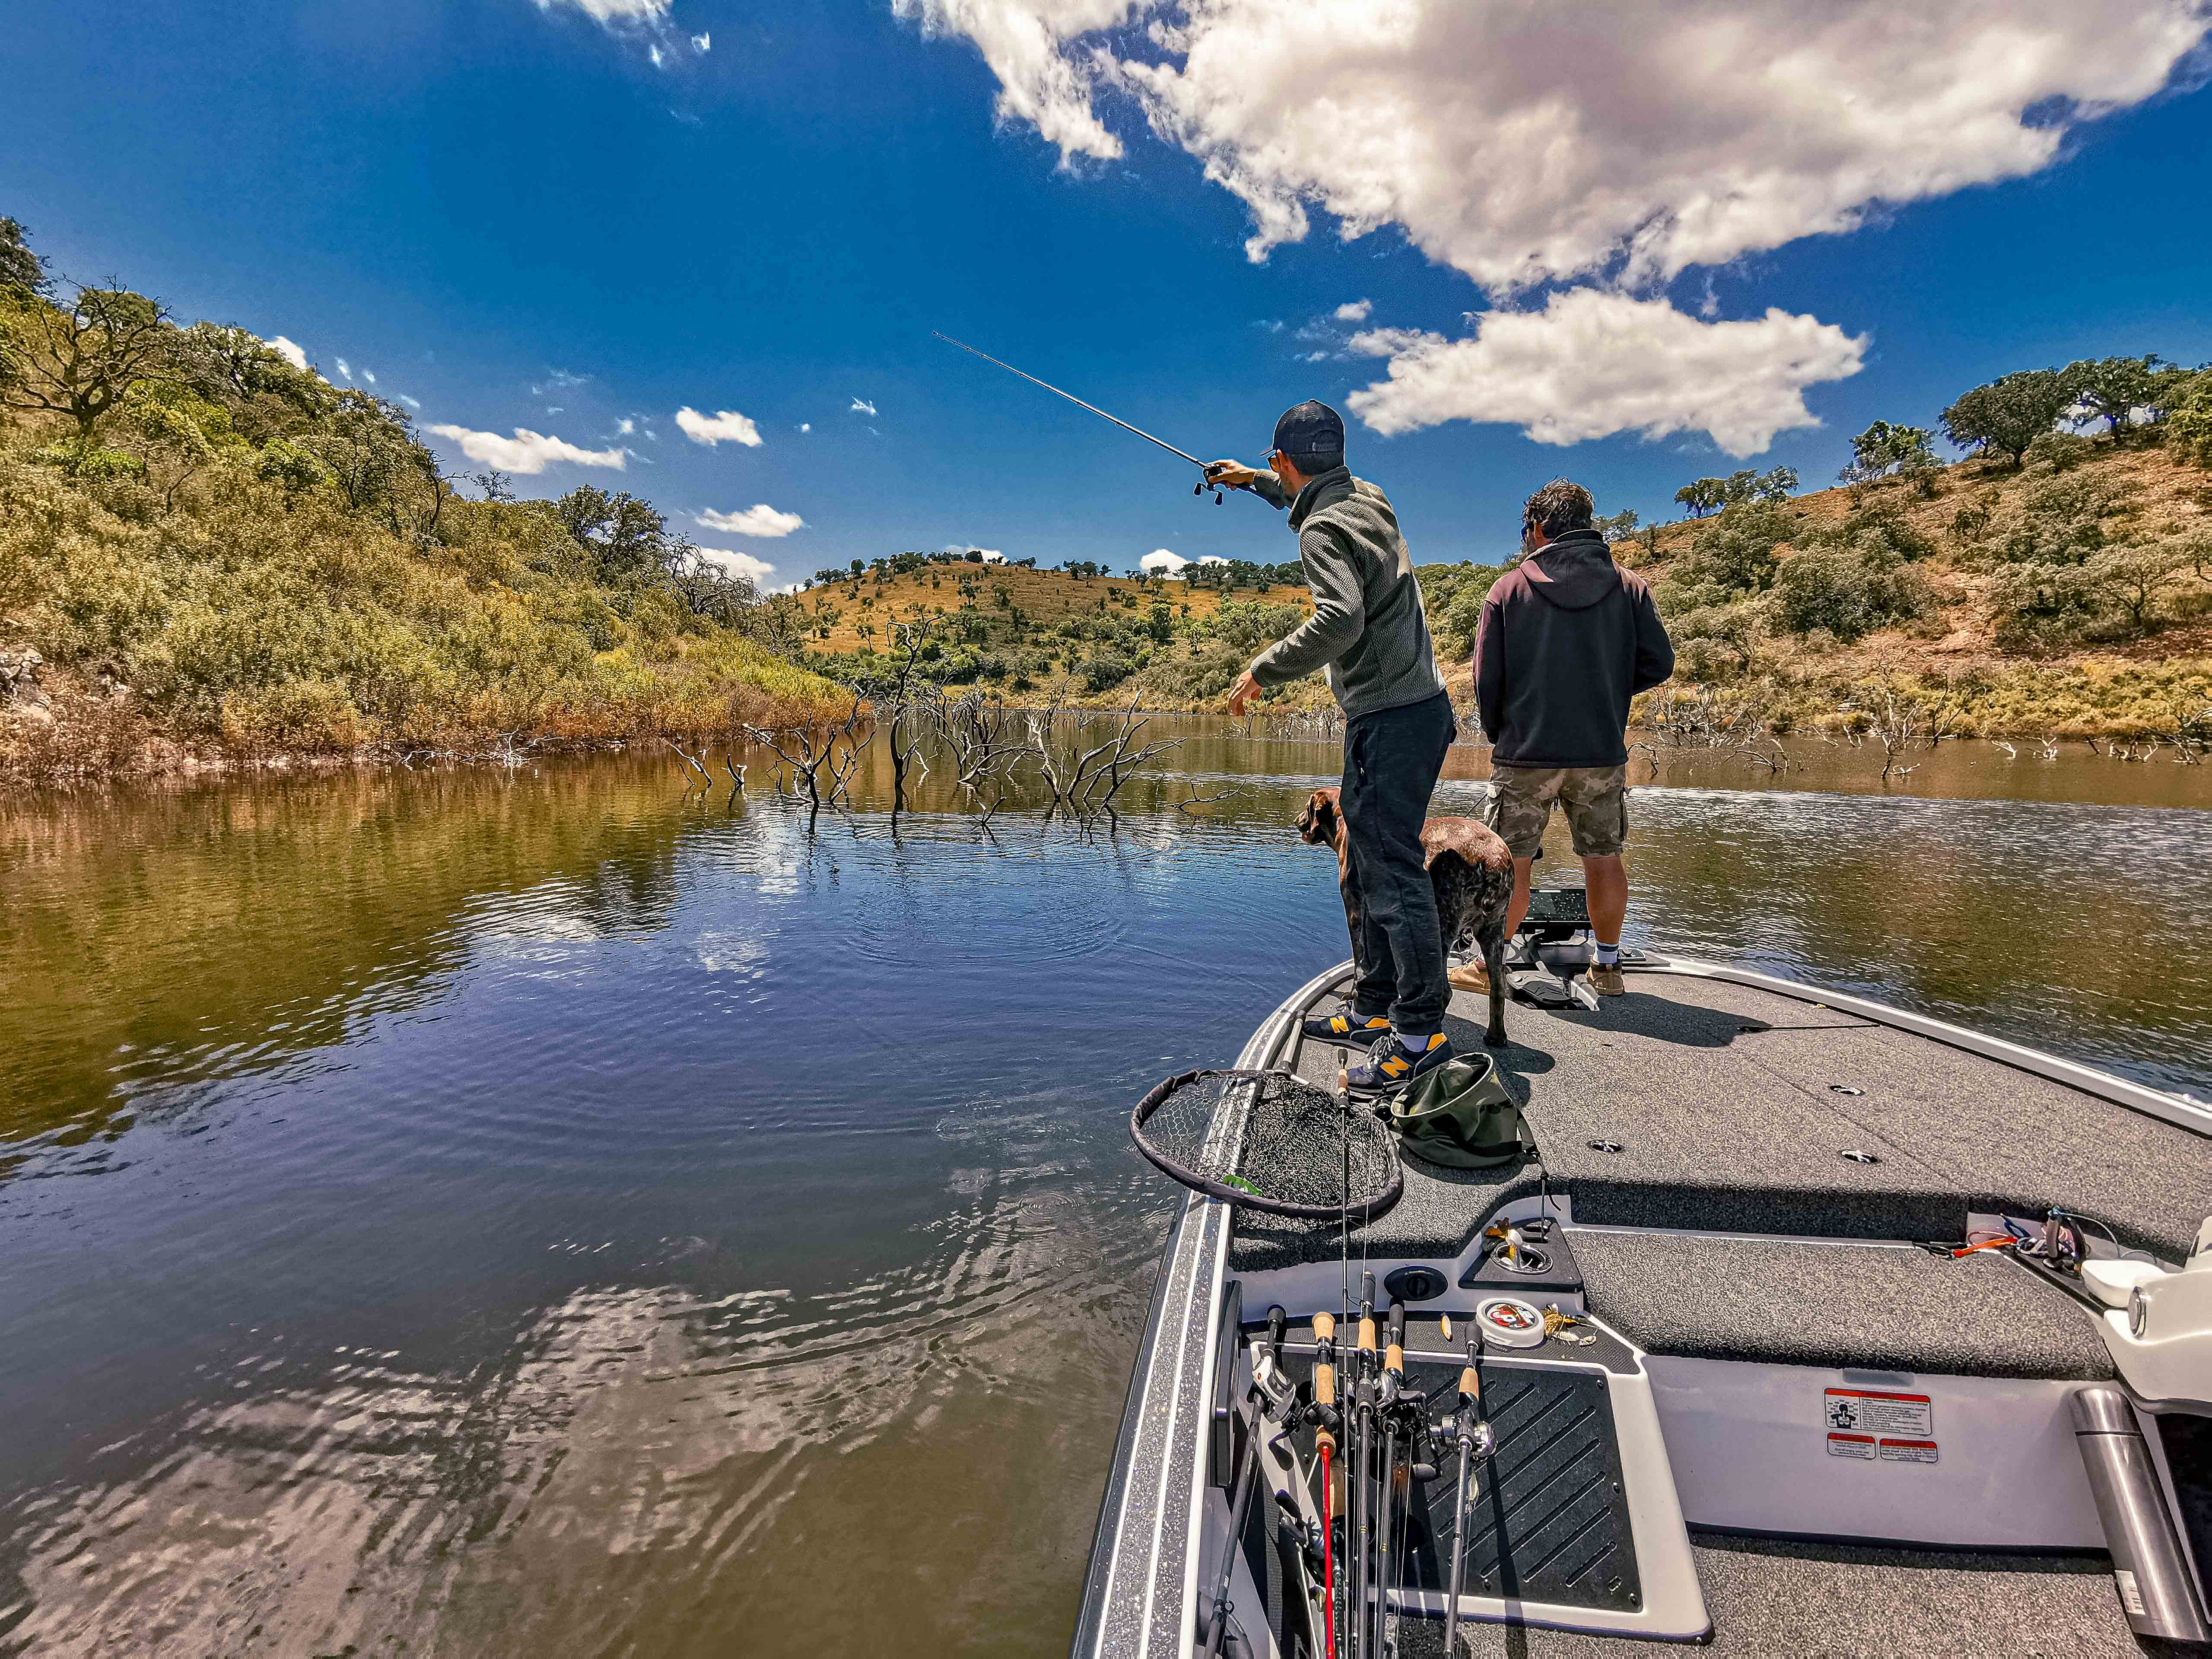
[1825,1388,1934,1438]
[1878,1438,1939,1465]
[1827,1433,1877,1460]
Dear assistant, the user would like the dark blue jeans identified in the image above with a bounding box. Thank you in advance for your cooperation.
[1341,691,1456,1036]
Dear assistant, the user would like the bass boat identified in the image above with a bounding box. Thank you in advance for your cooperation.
[1078,895,2212,1657]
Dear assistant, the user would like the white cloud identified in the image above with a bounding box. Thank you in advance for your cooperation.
[267,335,308,371]
[397,394,422,411]
[944,543,1007,562]
[696,504,807,538]
[615,417,636,436]
[534,0,671,25]
[799,422,811,433]
[1345,290,1866,458]
[692,31,710,51]
[1141,548,1190,577]
[893,0,1139,164]
[915,0,2207,293]
[849,397,877,416]
[363,369,377,385]
[675,406,765,447]
[1197,555,1229,566]
[425,424,628,474]
[335,359,353,381]
[1334,299,1372,322]
[697,546,775,585]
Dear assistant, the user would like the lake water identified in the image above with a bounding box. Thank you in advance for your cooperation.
[3,725,2209,1654]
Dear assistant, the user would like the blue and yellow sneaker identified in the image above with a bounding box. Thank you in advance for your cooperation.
[1346,1031,1454,1094]
[1300,1006,1395,1048]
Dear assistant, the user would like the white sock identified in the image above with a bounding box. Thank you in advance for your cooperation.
[1595,941,1621,966]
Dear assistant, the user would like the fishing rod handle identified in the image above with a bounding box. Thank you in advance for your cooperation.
[1459,1364,1481,1405]
[1313,1311,1336,1343]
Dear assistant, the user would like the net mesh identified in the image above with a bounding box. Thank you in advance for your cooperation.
[1131,1069,1402,1219]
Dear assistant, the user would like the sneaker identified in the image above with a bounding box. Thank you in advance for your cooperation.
[1300,1006,1395,1047]
[1588,963,1626,996]
[1347,1031,1453,1094]
[1447,959,1491,993]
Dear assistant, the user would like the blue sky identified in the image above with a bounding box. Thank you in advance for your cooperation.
[6,0,2210,588]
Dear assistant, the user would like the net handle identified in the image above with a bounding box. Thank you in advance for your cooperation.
[1128,1069,1405,1221]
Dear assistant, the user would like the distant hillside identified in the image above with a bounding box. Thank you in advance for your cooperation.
[0,227,847,786]
[1406,438,2209,741]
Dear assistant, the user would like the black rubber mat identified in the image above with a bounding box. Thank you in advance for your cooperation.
[1400,1359,1642,1614]
[1284,1354,1640,1618]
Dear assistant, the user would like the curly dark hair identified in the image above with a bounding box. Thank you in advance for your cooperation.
[1523,478,1596,537]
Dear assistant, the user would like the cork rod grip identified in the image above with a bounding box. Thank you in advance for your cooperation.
[1357,1316,1376,1354]
[1384,1341,1403,1375]
[1459,1364,1481,1403]
[1313,1312,1335,1342]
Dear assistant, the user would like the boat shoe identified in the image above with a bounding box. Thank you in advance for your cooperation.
[1300,1006,1395,1047]
[1588,963,1626,996]
[1347,1031,1453,1094]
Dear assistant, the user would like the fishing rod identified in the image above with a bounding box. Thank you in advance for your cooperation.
[1443,1331,1494,1659]
[1344,1283,1362,1654]
[1373,1300,1406,1659]
[931,332,1230,502]
[1311,1311,1341,1659]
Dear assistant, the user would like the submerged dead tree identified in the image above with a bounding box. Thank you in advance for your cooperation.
[743,692,869,829]
[1024,683,1183,834]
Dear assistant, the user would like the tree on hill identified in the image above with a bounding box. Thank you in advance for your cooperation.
[2060,355,2166,436]
[0,216,49,294]
[1839,422,1936,490]
[1674,478,1725,517]
[1674,467,1791,518]
[1942,369,2071,468]
[0,284,178,439]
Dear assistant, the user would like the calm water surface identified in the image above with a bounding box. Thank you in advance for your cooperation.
[2,726,2209,1654]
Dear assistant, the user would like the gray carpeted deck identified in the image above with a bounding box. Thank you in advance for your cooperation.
[1393,1532,2146,1656]
[1569,1227,2117,1379]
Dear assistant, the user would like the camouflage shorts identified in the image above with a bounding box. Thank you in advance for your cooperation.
[1483,764,1629,859]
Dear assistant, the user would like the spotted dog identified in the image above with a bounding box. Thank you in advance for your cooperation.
[1298,785,1513,1048]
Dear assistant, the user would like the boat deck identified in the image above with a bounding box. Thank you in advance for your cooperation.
[1233,961,2212,1656]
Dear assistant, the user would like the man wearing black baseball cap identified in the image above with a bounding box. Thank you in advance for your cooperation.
[1206,401,1457,1093]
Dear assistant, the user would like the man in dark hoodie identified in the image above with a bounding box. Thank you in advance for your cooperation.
[1205,400,1457,1093]
[1472,479,1675,996]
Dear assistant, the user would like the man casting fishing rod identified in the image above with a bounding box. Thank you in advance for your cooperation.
[1205,403,1457,1094]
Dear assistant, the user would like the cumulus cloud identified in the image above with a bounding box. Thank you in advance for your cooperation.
[1334,299,1372,322]
[675,406,764,447]
[911,0,2207,292]
[267,335,308,371]
[534,0,671,25]
[696,546,775,585]
[696,504,807,538]
[849,397,877,416]
[893,0,1140,164]
[799,422,811,433]
[1141,548,1190,577]
[425,425,628,474]
[1345,291,1866,458]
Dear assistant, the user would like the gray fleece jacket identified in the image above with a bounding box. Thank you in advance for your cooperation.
[1246,466,1446,720]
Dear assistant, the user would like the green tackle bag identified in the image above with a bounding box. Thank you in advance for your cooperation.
[1389,1053,1527,1169]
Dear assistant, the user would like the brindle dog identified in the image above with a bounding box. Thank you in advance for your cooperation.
[1297,785,1513,1047]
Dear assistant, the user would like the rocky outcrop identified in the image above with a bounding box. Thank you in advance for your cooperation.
[1,646,55,725]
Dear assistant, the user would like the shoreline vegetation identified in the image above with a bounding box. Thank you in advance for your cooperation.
[3,219,2210,791]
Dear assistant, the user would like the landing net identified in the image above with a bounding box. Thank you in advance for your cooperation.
[1130,1068,1402,1220]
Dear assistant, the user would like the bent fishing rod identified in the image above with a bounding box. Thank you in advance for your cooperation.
[931,332,1231,502]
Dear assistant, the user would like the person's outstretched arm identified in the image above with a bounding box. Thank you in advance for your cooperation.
[1204,459,1288,511]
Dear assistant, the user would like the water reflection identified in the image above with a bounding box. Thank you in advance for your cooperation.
[0,728,2207,1653]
